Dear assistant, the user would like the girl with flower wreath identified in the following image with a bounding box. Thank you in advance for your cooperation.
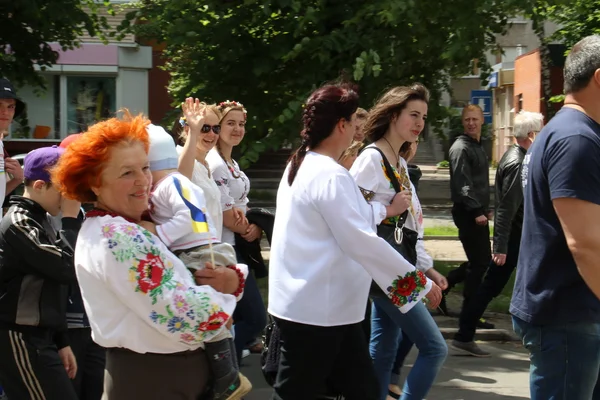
[349,84,448,400]
[174,98,247,243]
[206,100,267,363]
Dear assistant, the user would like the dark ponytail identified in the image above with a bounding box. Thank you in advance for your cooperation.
[288,84,359,185]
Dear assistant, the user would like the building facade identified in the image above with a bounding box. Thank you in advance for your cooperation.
[442,18,560,163]
[6,4,153,155]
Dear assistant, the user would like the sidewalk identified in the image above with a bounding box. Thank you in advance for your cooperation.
[241,342,530,399]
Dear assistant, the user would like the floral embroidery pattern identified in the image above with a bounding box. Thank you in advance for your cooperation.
[101,222,229,344]
[380,160,415,225]
[387,270,428,307]
[215,178,228,187]
[381,161,403,189]
[102,224,116,238]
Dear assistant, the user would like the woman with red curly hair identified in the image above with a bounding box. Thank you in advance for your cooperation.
[51,111,243,399]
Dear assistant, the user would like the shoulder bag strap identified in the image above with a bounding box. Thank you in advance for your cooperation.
[362,146,409,227]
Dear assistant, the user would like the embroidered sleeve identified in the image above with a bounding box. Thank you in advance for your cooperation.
[318,172,432,313]
[210,162,236,211]
[99,221,237,346]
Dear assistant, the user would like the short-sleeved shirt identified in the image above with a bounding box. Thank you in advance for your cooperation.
[510,107,600,325]
[176,146,223,241]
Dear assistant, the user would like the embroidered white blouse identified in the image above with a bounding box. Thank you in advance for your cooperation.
[268,152,432,327]
[75,215,237,354]
[206,149,250,246]
[176,146,224,242]
[350,145,434,272]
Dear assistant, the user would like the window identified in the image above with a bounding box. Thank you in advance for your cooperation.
[11,74,116,140]
[67,77,116,134]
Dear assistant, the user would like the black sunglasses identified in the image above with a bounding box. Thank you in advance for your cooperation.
[201,124,221,134]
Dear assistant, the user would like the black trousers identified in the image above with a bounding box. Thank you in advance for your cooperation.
[455,224,521,342]
[272,318,379,400]
[68,327,106,400]
[0,328,78,400]
[451,208,492,300]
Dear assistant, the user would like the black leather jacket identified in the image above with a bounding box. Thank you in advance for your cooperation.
[493,144,526,254]
[449,134,490,217]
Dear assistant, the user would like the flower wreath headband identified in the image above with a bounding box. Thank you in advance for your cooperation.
[179,100,247,127]
[218,100,248,121]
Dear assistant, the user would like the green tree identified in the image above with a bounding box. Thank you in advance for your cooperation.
[0,0,111,88]
[550,0,600,47]
[127,0,527,168]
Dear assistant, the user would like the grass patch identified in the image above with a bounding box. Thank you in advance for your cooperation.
[424,226,459,236]
[433,260,514,313]
[424,223,494,237]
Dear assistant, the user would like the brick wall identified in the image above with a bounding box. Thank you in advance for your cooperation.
[514,50,542,113]
[514,47,566,119]
[148,49,173,124]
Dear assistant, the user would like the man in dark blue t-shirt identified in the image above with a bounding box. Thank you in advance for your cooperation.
[511,35,600,400]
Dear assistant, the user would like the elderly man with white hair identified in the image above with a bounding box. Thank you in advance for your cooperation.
[451,110,544,357]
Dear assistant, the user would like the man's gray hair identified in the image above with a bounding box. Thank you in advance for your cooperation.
[514,111,544,139]
[564,35,600,94]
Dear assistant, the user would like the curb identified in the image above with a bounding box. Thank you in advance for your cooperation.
[439,328,520,342]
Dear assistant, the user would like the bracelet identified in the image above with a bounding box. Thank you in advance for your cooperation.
[226,265,245,298]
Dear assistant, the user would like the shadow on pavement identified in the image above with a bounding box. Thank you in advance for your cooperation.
[240,341,531,399]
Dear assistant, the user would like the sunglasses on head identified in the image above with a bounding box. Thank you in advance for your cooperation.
[201,124,221,134]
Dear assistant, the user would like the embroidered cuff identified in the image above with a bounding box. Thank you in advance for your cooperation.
[386,270,432,314]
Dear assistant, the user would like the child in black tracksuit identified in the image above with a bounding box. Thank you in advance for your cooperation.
[0,146,82,400]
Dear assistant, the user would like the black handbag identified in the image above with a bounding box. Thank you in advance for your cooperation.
[364,147,419,297]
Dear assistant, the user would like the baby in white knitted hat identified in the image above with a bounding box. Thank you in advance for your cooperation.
[141,123,251,400]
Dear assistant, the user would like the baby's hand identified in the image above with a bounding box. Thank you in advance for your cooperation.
[226,317,233,330]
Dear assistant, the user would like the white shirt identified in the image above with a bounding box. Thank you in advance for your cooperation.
[350,145,433,272]
[150,172,219,252]
[206,149,250,245]
[75,215,237,353]
[176,146,223,241]
[268,152,432,327]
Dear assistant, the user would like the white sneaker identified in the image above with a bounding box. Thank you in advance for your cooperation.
[242,349,251,358]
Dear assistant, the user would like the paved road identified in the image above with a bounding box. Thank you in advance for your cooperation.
[240,341,530,399]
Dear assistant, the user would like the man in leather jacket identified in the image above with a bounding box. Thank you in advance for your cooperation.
[451,111,543,356]
[443,104,494,328]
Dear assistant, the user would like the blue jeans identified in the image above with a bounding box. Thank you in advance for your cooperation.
[232,272,267,363]
[390,332,414,385]
[512,315,600,400]
[370,298,447,400]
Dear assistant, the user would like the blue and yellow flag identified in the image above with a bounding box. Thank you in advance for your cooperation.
[172,176,209,233]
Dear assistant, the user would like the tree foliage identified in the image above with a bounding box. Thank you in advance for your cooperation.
[549,0,600,48]
[127,0,528,168]
[0,0,110,88]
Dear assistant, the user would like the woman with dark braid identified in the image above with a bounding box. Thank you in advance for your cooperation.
[267,83,442,400]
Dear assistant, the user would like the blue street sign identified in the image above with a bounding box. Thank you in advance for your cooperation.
[488,72,499,88]
[470,90,493,124]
